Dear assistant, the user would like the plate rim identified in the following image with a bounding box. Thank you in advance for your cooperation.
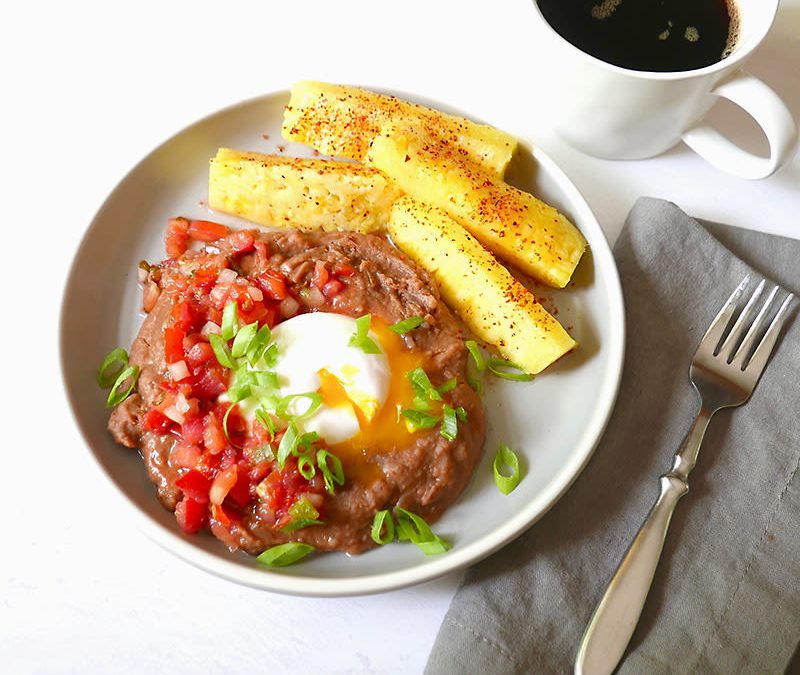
[60,88,625,597]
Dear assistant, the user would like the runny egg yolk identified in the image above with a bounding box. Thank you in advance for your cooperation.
[320,320,431,468]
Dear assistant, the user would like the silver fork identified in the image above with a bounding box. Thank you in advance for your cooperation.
[575,274,795,675]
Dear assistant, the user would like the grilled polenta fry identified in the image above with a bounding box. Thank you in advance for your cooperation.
[208,148,402,233]
[388,196,576,374]
[282,81,517,176]
[368,126,586,288]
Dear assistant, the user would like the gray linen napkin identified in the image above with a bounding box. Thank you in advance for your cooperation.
[425,197,800,675]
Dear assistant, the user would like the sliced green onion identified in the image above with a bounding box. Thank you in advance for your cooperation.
[465,340,486,373]
[246,324,272,365]
[493,445,522,495]
[281,498,323,532]
[255,407,279,440]
[316,449,345,494]
[256,542,314,567]
[221,301,239,340]
[222,404,242,447]
[440,405,458,441]
[106,365,140,408]
[231,321,259,358]
[252,370,280,390]
[262,344,279,368]
[455,406,468,422]
[97,348,129,388]
[401,409,440,433]
[348,314,381,355]
[276,392,323,420]
[298,431,320,451]
[486,358,534,381]
[394,508,451,555]
[209,333,235,369]
[277,421,301,468]
[388,316,425,334]
[407,367,442,403]
[297,454,317,480]
[226,368,255,403]
[438,378,457,395]
[371,510,395,545]
[468,376,483,395]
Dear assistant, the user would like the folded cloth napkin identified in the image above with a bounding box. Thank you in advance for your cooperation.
[425,197,800,675]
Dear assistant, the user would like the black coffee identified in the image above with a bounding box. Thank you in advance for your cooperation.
[537,0,738,72]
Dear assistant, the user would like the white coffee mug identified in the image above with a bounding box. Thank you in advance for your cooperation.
[531,0,797,179]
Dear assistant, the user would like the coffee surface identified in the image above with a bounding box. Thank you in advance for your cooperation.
[537,0,736,72]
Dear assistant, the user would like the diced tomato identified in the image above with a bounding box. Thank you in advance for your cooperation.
[210,503,232,528]
[163,325,186,364]
[180,416,205,445]
[311,261,330,289]
[226,467,253,508]
[195,451,221,478]
[166,217,190,258]
[175,497,208,534]
[175,470,213,501]
[191,365,228,399]
[185,340,214,367]
[228,230,255,254]
[203,414,227,454]
[171,301,197,330]
[143,408,175,434]
[169,442,202,470]
[333,263,356,277]
[238,301,275,328]
[188,219,230,241]
[209,465,238,505]
[322,279,345,298]
[257,269,289,301]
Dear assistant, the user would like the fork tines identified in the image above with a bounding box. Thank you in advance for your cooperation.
[703,273,795,373]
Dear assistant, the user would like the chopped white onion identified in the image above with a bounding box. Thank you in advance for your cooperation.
[201,321,222,337]
[217,268,238,284]
[247,286,264,301]
[279,296,300,318]
[163,406,185,425]
[174,391,191,414]
[137,267,148,284]
[168,360,190,381]
[142,283,161,313]
[210,283,229,305]
[304,286,325,308]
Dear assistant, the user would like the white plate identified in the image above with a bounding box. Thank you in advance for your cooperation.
[60,90,625,596]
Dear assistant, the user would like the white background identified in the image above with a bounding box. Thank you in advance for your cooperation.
[3,1,798,673]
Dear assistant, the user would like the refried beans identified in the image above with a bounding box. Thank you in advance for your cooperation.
[107,219,485,556]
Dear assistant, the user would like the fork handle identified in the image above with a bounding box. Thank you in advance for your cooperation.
[575,475,689,675]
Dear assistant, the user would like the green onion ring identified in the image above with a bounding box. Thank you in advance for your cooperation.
[221,404,243,449]
[316,449,345,494]
[256,542,314,567]
[465,340,486,373]
[255,407,278,440]
[277,421,301,468]
[246,324,272,365]
[348,314,381,355]
[437,378,458,395]
[276,392,323,420]
[231,321,259,358]
[407,367,442,402]
[486,358,534,381]
[394,508,451,555]
[388,316,425,334]
[493,445,522,495]
[221,301,239,340]
[440,405,458,441]
[370,510,395,545]
[97,348,129,388]
[401,409,440,432]
[209,333,235,369]
[106,365,140,408]
[297,454,317,480]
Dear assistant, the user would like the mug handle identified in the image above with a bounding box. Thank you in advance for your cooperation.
[681,70,797,179]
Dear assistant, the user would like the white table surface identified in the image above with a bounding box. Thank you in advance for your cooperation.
[3,1,798,673]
